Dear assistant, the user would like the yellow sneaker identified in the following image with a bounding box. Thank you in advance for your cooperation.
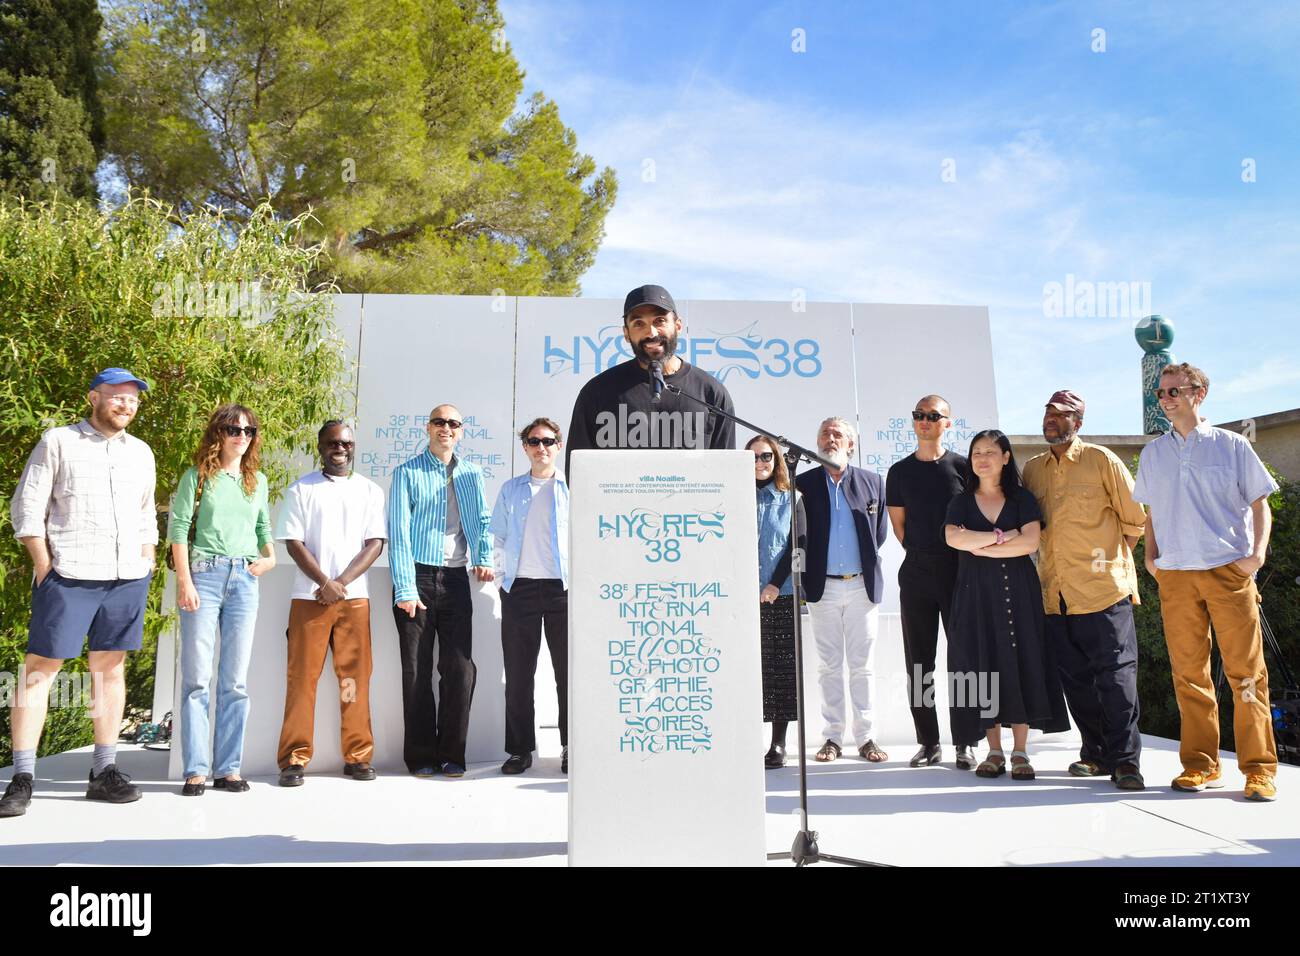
[1244,774,1277,802]
[1172,768,1224,792]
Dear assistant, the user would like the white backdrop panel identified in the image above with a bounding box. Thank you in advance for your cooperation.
[164,295,998,781]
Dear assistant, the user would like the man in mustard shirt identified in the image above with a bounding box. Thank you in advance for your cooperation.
[1022,390,1147,790]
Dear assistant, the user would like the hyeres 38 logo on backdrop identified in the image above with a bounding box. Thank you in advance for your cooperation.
[544,322,824,381]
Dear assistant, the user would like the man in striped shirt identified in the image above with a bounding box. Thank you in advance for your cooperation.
[388,404,495,778]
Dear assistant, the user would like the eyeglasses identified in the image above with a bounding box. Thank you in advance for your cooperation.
[430,417,462,430]
[104,395,140,408]
[325,439,354,449]
[752,452,774,463]
[223,425,258,438]
[911,410,946,422]
[524,437,559,447]
[1154,386,1200,400]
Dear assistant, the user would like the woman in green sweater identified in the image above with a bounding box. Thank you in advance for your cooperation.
[169,403,275,795]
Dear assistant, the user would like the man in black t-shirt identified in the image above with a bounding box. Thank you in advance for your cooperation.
[565,285,736,476]
[885,394,974,770]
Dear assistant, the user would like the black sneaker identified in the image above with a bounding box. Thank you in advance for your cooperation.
[561,746,568,774]
[501,754,532,775]
[85,765,142,804]
[0,773,33,818]
[279,765,305,787]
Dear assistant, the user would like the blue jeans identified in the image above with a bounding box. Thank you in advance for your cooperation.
[180,556,259,778]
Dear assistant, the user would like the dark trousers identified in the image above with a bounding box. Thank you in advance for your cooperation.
[501,577,568,755]
[393,564,475,770]
[898,550,959,747]
[1048,596,1142,769]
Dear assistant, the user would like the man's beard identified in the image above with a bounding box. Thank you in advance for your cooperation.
[822,446,849,470]
[90,404,129,433]
[1044,427,1076,446]
[632,332,678,365]
[323,455,352,476]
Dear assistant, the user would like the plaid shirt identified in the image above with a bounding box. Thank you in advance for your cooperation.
[11,419,158,580]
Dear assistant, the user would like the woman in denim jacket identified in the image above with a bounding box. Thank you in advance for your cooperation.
[749,435,801,769]
[168,403,275,795]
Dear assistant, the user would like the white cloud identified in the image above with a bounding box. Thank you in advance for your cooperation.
[500,0,1300,431]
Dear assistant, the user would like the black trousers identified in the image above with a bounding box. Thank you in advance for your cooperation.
[393,564,475,770]
[501,577,569,755]
[1048,596,1142,770]
[898,550,959,747]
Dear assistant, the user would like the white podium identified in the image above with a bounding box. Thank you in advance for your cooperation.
[567,449,766,866]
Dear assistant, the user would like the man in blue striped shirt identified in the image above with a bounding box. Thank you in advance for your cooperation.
[388,404,494,778]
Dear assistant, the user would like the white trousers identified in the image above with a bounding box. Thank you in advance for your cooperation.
[808,576,879,746]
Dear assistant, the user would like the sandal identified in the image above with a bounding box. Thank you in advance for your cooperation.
[975,750,1006,778]
[858,740,888,763]
[814,740,841,762]
[1069,759,1106,778]
[1010,750,1035,781]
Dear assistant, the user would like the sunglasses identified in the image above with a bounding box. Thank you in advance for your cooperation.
[752,451,774,463]
[524,437,559,447]
[430,417,462,430]
[911,410,946,422]
[223,425,258,438]
[325,439,355,449]
[1154,386,1200,400]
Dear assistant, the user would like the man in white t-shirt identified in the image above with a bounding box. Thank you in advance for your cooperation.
[490,417,570,775]
[274,421,387,786]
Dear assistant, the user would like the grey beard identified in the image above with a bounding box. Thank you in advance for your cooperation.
[823,448,850,470]
[1044,432,1075,446]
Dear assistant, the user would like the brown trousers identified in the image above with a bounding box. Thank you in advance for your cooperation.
[277,598,375,768]
[1156,564,1277,776]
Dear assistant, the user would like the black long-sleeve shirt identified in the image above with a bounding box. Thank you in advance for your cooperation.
[565,359,736,477]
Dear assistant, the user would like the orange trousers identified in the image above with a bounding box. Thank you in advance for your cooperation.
[1156,565,1277,777]
[277,598,374,768]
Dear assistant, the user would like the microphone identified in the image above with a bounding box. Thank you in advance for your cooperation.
[649,359,665,403]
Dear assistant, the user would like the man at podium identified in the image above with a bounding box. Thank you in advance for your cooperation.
[565,284,737,474]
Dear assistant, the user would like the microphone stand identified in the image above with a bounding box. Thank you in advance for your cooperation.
[663,380,886,867]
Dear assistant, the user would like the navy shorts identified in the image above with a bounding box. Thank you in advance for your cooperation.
[27,570,152,660]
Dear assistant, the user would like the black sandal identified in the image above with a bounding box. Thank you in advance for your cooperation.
[814,740,842,762]
[212,776,250,792]
[181,777,205,797]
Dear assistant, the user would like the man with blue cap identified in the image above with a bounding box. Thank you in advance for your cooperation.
[2,368,159,818]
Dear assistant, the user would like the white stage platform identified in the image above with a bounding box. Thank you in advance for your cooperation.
[2,731,1296,866]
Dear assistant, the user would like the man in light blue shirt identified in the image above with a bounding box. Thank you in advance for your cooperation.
[490,417,570,776]
[387,404,494,778]
[1132,362,1279,802]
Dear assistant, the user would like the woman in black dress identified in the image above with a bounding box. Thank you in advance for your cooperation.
[944,430,1069,780]
[749,435,799,769]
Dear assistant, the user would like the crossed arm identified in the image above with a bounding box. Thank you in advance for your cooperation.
[945,521,1041,558]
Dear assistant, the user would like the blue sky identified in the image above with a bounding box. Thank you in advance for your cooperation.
[499,0,1300,435]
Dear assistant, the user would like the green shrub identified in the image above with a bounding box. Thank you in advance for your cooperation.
[0,194,347,766]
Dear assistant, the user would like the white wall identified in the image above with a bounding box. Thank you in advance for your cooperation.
[163,294,997,778]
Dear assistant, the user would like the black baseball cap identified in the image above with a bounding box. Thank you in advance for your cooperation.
[622,284,677,318]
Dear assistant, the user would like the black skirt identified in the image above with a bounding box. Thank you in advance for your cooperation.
[760,595,798,722]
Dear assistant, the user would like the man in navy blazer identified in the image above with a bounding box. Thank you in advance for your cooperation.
[797,417,891,764]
